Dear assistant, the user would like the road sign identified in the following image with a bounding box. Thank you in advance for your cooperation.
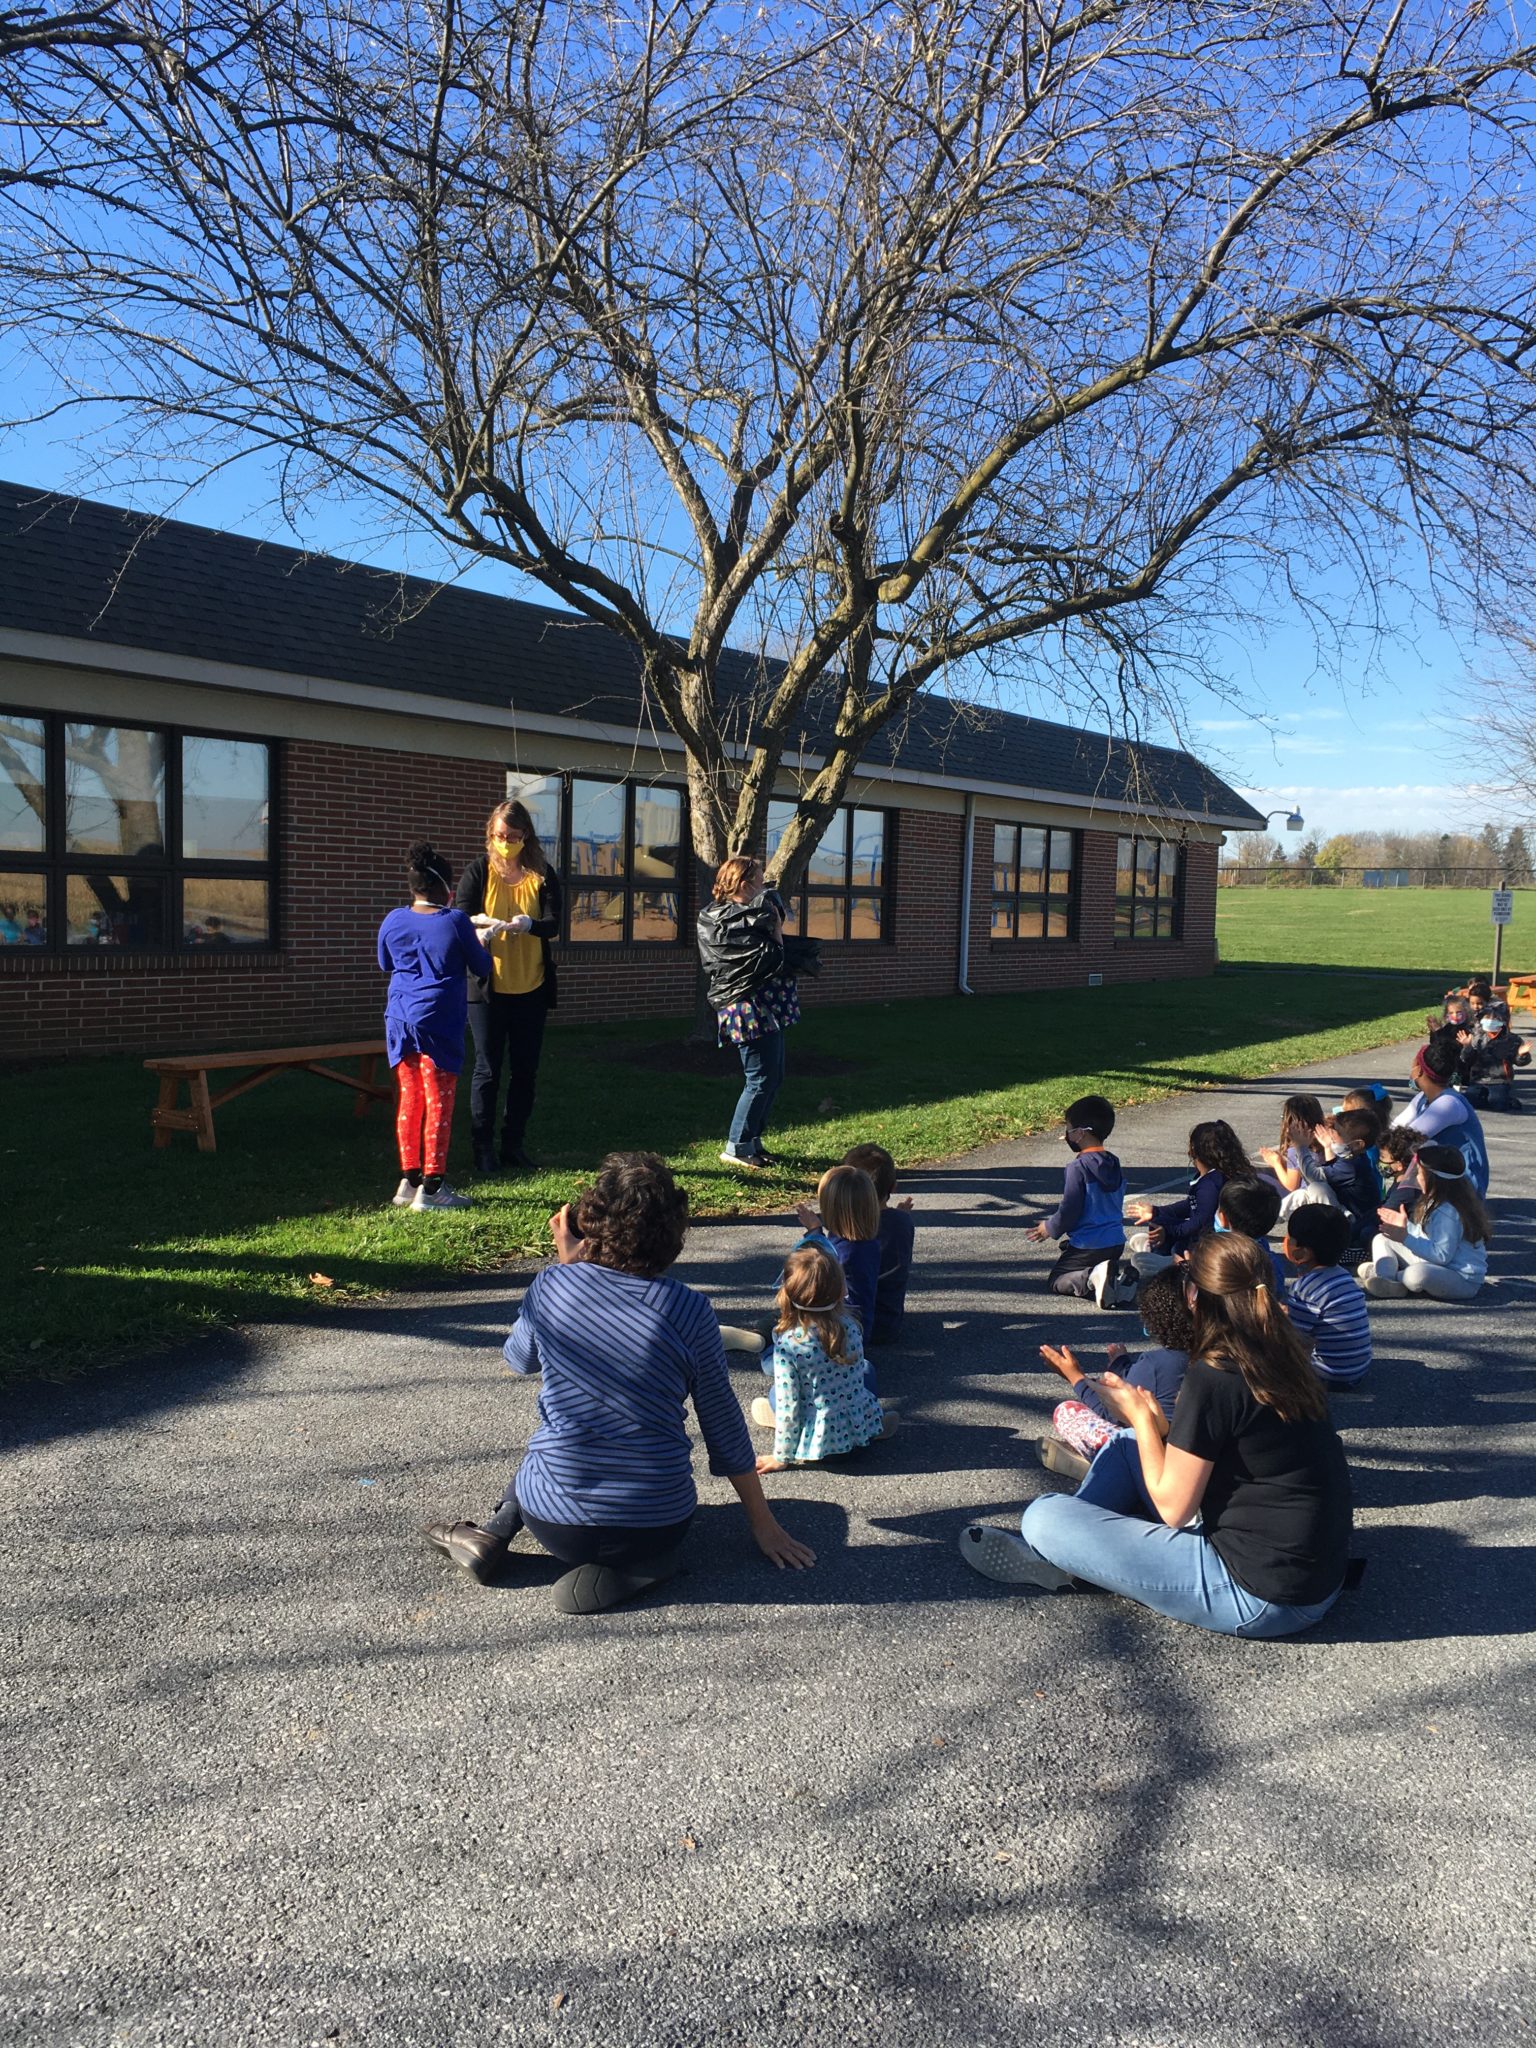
[1491,889,1514,926]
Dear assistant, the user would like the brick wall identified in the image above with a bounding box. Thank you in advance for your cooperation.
[0,736,1219,1062]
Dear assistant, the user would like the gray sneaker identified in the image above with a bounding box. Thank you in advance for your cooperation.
[411,1182,472,1211]
[391,1177,418,1207]
[958,1522,1075,1591]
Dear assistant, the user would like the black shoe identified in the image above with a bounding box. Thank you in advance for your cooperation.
[500,1146,539,1173]
[421,1521,505,1583]
[551,1548,683,1615]
[473,1142,499,1176]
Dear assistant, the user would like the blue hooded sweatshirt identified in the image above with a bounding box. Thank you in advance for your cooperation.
[1043,1147,1126,1251]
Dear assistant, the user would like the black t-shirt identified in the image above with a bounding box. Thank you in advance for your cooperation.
[1167,1359,1352,1606]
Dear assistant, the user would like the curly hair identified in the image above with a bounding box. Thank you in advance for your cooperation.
[572,1152,689,1277]
[1188,1118,1252,1181]
[712,852,763,902]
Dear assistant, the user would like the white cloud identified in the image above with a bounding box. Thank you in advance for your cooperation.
[1233,780,1504,843]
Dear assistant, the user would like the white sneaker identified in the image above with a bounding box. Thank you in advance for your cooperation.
[718,1149,764,1171]
[410,1182,472,1211]
[958,1523,1075,1591]
[750,1396,776,1429]
[391,1178,418,1207]
[1089,1259,1112,1308]
[719,1324,767,1354]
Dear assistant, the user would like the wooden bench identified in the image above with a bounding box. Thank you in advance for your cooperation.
[146,1041,390,1152]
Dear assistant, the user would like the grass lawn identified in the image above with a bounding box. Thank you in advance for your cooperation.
[3,966,1446,1381]
[1217,885,1528,978]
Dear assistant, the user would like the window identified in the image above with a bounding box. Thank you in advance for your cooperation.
[536,772,684,945]
[991,824,1077,940]
[765,801,892,942]
[1116,834,1183,939]
[0,708,276,953]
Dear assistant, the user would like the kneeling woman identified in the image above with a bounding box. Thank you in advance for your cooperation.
[961,1233,1352,1637]
[424,1152,815,1613]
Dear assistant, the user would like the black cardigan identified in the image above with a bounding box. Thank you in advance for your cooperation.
[454,854,563,1006]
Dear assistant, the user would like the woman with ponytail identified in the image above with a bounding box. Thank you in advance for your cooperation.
[377,841,494,1212]
[961,1233,1352,1636]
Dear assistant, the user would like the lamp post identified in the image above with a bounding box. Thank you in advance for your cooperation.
[1265,808,1305,833]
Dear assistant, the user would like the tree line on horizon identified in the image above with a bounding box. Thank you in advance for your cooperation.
[1221,823,1534,886]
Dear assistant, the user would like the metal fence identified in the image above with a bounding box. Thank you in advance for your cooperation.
[1218,866,1533,890]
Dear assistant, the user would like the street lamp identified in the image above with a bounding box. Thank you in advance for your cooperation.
[1265,808,1305,833]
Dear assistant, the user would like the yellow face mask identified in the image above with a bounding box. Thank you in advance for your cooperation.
[491,832,524,853]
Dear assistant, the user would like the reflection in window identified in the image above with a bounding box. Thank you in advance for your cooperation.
[505,772,563,859]
[1115,836,1182,939]
[66,872,166,948]
[570,779,625,877]
[65,724,166,857]
[0,714,46,852]
[991,824,1076,941]
[632,786,680,881]
[568,886,625,943]
[183,876,270,948]
[768,801,890,942]
[182,737,269,860]
[0,872,46,945]
[632,890,679,942]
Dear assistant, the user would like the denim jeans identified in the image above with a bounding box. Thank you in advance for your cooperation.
[1020,1429,1342,1638]
[725,1028,786,1155]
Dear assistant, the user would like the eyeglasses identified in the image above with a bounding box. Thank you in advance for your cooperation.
[492,832,525,846]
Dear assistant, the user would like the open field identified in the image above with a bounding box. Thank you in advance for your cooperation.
[1217,884,1530,976]
[3,967,1447,1377]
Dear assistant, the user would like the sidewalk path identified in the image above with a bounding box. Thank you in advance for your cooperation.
[4,1038,1534,2047]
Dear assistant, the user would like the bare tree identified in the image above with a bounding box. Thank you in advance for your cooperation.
[4,0,1536,889]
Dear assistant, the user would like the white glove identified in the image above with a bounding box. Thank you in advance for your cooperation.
[504,914,534,936]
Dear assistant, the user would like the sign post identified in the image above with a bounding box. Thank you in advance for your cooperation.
[1491,880,1513,985]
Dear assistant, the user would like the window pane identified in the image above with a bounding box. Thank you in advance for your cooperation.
[766,800,797,866]
[0,872,46,945]
[1133,899,1155,939]
[567,886,625,942]
[65,724,166,858]
[992,825,1015,895]
[632,890,679,942]
[851,809,885,888]
[1049,830,1074,887]
[1047,902,1072,940]
[806,893,846,939]
[991,893,1015,939]
[1136,839,1159,898]
[632,786,681,882]
[1016,899,1044,940]
[505,772,563,858]
[778,891,802,936]
[849,893,882,940]
[1116,903,1133,940]
[1116,837,1135,897]
[1157,844,1179,898]
[570,779,625,877]
[182,737,268,861]
[183,875,270,948]
[0,713,46,852]
[66,873,165,948]
[806,811,847,888]
[1018,827,1046,892]
[1156,902,1175,939]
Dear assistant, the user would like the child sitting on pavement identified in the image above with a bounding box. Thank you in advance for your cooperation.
[1362,1142,1491,1301]
[1283,1204,1373,1386]
[1121,1118,1251,1280]
[842,1143,916,1344]
[1026,1094,1130,1307]
[1456,1007,1528,1114]
[1035,1267,1194,1484]
[793,1163,881,1356]
[1213,1176,1288,1300]
[750,1245,886,1467]
[1313,1109,1384,1253]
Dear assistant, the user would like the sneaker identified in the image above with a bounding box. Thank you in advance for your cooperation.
[1038,1434,1092,1486]
[751,1147,780,1166]
[958,1523,1075,1591]
[411,1183,472,1211]
[1089,1259,1113,1309]
[391,1177,419,1207]
[1110,1260,1141,1308]
[750,1396,776,1429]
[719,1324,767,1354]
[1360,1271,1409,1298]
[719,1149,765,1171]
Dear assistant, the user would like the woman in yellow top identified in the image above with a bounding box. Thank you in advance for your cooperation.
[455,799,564,1174]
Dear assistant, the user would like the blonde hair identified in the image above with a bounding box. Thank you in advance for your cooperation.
[776,1245,851,1361]
[485,799,549,880]
[712,852,761,902]
[816,1164,880,1243]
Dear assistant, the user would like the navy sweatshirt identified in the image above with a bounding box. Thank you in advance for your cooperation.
[1148,1169,1225,1255]
[1043,1148,1126,1251]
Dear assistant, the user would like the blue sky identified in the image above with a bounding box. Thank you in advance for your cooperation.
[1,372,1507,854]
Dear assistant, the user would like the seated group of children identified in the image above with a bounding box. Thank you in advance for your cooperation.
[1441,979,1529,1114]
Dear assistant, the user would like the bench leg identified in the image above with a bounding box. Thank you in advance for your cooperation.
[190,1070,216,1153]
[153,1074,179,1149]
[354,1052,379,1119]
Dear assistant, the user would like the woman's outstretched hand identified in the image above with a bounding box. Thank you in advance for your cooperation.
[754,1515,816,1569]
[1098,1371,1168,1437]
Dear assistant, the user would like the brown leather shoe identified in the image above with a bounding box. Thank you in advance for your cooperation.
[421,1520,504,1583]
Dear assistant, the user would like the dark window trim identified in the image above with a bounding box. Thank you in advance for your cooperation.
[989,821,1079,943]
[554,771,690,949]
[1114,833,1185,942]
[0,703,279,956]
[769,800,895,946]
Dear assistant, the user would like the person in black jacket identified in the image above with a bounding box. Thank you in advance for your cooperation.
[696,853,799,1170]
[455,799,563,1173]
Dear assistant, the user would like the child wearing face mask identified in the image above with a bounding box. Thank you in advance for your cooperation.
[1027,1094,1131,1308]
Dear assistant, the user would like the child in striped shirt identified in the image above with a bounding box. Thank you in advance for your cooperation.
[1283,1204,1373,1386]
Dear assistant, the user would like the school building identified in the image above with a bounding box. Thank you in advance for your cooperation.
[0,481,1264,1061]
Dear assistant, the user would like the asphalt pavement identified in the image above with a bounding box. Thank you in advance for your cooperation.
[3,1036,1534,2048]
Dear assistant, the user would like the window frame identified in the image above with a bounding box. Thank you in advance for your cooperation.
[546,770,690,948]
[766,800,895,945]
[988,821,1079,943]
[1114,833,1184,941]
[0,703,280,956]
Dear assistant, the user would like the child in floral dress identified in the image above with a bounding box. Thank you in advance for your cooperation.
[753,1246,886,1470]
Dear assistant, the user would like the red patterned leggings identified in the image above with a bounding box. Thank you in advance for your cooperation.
[395,1052,458,1177]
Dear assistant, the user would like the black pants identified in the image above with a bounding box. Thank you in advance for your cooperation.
[1046,1240,1125,1297]
[467,990,549,1154]
[483,1482,694,1568]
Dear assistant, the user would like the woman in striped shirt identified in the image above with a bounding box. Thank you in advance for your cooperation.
[424,1152,815,1612]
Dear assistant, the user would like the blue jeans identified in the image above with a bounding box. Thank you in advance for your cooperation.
[1020,1430,1342,1638]
[726,1028,786,1155]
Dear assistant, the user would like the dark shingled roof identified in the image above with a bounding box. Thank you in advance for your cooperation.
[0,481,1263,826]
